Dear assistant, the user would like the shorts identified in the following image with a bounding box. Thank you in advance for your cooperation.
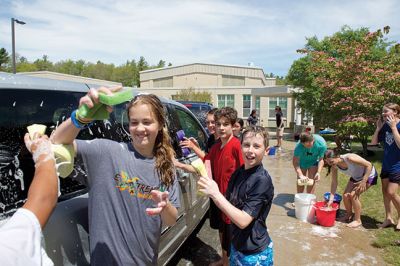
[230,241,274,266]
[381,171,400,184]
[209,200,221,230]
[300,161,319,171]
[350,166,378,185]
[219,222,232,255]
[276,127,284,137]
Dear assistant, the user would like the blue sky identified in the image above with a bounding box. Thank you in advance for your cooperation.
[1,0,399,76]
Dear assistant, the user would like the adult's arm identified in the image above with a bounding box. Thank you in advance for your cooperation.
[293,156,307,179]
[22,134,58,229]
[315,159,324,181]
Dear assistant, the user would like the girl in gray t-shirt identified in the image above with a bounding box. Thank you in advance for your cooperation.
[52,91,180,265]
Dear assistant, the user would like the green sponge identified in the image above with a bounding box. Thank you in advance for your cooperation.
[77,88,134,121]
[98,88,134,106]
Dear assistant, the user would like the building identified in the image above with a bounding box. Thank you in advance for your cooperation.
[18,71,122,87]
[139,63,298,128]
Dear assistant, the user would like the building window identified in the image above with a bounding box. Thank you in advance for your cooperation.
[255,96,260,114]
[218,95,234,108]
[243,95,251,117]
[269,97,287,118]
[222,75,245,86]
[153,77,173,87]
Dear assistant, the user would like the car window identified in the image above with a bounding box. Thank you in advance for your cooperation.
[173,107,207,153]
[0,89,112,218]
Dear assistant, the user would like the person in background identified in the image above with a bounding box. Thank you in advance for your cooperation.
[51,90,179,265]
[275,106,284,151]
[233,118,244,139]
[370,103,400,230]
[205,107,244,266]
[247,109,258,127]
[324,149,378,228]
[0,133,57,265]
[293,132,327,194]
[178,108,219,160]
[199,126,274,265]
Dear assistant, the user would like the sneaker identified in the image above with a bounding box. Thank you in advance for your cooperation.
[277,147,282,151]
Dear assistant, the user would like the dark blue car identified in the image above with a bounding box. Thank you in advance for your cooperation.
[177,101,213,128]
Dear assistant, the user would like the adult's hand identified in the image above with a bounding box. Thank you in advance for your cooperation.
[24,133,54,165]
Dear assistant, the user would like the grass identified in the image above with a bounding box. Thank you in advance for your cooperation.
[334,144,400,266]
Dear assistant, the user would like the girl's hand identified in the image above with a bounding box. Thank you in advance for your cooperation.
[198,176,220,199]
[327,199,334,207]
[146,190,170,216]
[180,138,194,149]
[314,172,321,182]
[188,137,200,148]
[355,180,367,194]
[386,114,397,130]
[298,174,308,180]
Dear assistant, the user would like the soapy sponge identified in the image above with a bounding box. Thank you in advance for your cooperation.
[77,88,134,121]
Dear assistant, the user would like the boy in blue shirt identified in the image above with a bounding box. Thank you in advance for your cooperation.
[199,126,274,265]
[293,132,327,194]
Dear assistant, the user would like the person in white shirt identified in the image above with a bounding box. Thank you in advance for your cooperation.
[0,133,57,265]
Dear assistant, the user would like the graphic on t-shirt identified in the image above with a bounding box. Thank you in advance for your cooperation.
[114,171,161,199]
[386,131,394,146]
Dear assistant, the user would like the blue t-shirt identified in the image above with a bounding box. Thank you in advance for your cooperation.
[378,122,400,173]
[294,134,327,169]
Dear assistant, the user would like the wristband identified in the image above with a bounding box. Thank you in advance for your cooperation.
[71,110,94,129]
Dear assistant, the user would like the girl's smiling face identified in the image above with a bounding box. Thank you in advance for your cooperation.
[129,103,161,157]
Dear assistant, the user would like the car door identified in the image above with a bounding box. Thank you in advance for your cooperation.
[166,103,210,236]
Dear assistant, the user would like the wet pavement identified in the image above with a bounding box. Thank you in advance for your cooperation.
[168,140,385,265]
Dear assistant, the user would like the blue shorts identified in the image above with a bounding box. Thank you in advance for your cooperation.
[230,241,274,266]
[381,171,400,184]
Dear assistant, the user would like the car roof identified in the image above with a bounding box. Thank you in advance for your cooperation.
[176,100,212,105]
[0,72,189,109]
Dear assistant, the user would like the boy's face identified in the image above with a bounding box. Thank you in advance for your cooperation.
[241,133,267,169]
[232,122,241,136]
[216,116,233,141]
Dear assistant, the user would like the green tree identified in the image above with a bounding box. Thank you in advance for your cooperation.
[34,55,53,71]
[157,60,166,68]
[0,48,9,71]
[290,26,400,155]
[173,88,212,103]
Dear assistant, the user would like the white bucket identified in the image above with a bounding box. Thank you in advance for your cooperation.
[294,193,316,223]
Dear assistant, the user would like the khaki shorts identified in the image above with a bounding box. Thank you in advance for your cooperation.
[276,127,284,137]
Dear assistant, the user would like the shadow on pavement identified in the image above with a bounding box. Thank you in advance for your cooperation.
[167,234,221,266]
[273,193,295,217]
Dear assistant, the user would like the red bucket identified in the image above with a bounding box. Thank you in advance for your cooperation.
[314,201,339,227]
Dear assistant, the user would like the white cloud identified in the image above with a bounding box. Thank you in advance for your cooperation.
[0,0,398,76]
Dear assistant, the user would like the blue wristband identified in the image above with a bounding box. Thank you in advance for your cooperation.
[71,110,93,129]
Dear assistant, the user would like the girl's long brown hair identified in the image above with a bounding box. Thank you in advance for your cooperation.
[127,94,176,187]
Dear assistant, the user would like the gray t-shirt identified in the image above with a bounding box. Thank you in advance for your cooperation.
[76,139,180,266]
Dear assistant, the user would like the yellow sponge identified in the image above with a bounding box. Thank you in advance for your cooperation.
[27,124,47,139]
[191,158,208,177]
[52,144,75,178]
